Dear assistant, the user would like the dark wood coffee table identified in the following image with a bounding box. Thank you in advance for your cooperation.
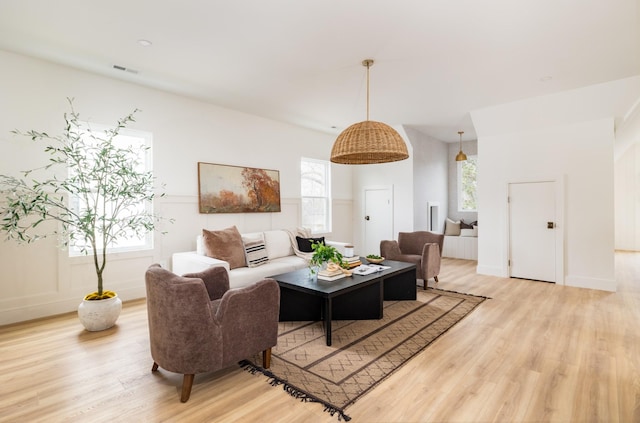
[270,259,416,346]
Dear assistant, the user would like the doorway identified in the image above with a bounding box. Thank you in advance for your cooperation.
[363,186,393,256]
[508,181,560,283]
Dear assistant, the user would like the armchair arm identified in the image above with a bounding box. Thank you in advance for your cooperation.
[380,240,402,259]
[421,243,442,280]
[183,266,230,301]
[145,265,222,374]
[215,278,280,366]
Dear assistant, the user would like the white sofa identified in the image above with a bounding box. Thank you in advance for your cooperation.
[172,229,348,290]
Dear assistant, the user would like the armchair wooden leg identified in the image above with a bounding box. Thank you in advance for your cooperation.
[181,374,195,402]
[152,362,159,372]
[263,348,272,369]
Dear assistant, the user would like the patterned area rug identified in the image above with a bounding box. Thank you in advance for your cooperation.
[242,288,488,421]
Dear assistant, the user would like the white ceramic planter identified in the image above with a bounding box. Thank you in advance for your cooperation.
[77,294,123,331]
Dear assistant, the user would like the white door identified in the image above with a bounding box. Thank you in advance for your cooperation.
[364,186,393,256]
[509,181,556,282]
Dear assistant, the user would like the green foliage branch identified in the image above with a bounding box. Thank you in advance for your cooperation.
[0,99,167,299]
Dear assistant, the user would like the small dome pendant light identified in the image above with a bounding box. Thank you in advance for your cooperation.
[455,131,467,162]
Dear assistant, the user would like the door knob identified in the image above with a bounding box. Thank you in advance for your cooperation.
[365,215,370,221]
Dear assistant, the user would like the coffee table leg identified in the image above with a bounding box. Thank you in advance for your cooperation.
[324,298,332,346]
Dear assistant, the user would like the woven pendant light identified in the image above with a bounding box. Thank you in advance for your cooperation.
[455,130,467,161]
[330,60,409,165]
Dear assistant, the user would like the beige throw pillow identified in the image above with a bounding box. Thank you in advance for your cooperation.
[202,226,247,269]
[243,239,269,268]
[444,218,461,236]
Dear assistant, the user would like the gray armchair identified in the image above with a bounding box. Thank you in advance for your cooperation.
[380,231,444,289]
[145,264,280,402]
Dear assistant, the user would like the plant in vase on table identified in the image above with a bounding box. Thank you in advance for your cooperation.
[0,99,168,331]
[309,241,343,274]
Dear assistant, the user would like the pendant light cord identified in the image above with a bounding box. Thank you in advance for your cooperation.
[366,61,370,121]
[362,59,374,121]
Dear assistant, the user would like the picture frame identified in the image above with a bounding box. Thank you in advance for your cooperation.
[197,162,281,213]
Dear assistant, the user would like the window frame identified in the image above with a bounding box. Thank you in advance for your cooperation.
[457,154,478,213]
[300,157,332,234]
[68,124,154,257]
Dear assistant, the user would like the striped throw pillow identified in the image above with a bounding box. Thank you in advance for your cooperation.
[244,239,269,268]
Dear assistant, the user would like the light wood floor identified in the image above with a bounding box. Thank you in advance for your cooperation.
[1,253,639,422]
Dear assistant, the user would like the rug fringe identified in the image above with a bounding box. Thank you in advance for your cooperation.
[427,286,491,299]
[240,360,351,421]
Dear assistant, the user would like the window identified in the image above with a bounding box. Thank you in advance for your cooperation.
[301,158,331,233]
[69,125,154,256]
[457,155,477,212]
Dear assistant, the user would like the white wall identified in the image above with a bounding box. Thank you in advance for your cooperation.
[0,50,353,324]
[351,125,414,254]
[405,127,448,232]
[614,98,640,251]
[472,77,640,292]
[615,142,640,251]
[476,119,615,291]
[470,76,640,292]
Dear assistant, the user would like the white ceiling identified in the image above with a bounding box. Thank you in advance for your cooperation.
[1,0,639,142]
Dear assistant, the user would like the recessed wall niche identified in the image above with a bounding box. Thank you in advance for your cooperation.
[427,202,440,232]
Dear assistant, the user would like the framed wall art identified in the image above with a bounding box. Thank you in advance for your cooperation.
[197,162,281,213]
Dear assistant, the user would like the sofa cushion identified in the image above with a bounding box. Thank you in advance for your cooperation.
[460,228,475,237]
[229,256,307,289]
[243,239,269,268]
[241,232,265,243]
[264,230,293,260]
[202,226,246,269]
[296,236,325,253]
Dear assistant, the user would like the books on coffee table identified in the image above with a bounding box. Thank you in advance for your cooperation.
[317,267,345,281]
[342,256,362,268]
[317,273,347,281]
[318,268,342,277]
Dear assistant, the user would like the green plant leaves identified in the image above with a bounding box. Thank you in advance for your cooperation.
[0,98,167,296]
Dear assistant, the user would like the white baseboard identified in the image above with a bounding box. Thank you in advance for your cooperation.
[565,275,617,292]
[476,264,506,277]
[0,285,146,326]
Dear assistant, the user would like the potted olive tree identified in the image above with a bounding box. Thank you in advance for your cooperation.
[0,99,164,331]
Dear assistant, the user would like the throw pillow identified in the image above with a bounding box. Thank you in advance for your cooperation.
[460,228,475,237]
[444,218,461,236]
[460,219,473,229]
[243,239,269,268]
[202,226,247,269]
[296,236,325,253]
